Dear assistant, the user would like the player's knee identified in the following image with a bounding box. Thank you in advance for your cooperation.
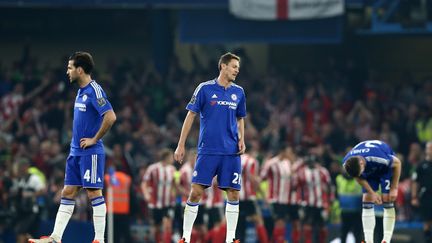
[189,189,203,202]
[383,202,395,209]
[62,186,79,198]
[226,189,239,201]
[189,184,205,201]
[86,188,103,199]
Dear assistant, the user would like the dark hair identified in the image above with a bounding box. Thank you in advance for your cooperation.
[69,51,94,74]
[218,52,240,71]
[344,156,361,177]
[158,148,173,161]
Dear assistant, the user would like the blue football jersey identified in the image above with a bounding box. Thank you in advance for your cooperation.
[70,81,113,156]
[343,140,395,179]
[186,79,247,155]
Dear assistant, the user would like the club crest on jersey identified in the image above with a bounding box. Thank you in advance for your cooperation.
[231,94,237,101]
[82,94,87,101]
[97,98,106,107]
[193,171,198,177]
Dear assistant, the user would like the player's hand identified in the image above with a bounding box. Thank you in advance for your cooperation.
[80,137,97,149]
[237,140,246,154]
[174,145,185,164]
[370,192,382,204]
[389,188,398,202]
[144,192,151,202]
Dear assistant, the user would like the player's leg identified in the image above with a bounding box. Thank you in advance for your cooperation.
[235,200,248,242]
[181,154,217,242]
[271,204,287,243]
[218,155,241,243]
[362,178,379,243]
[83,154,106,243]
[316,207,328,243]
[249,200,269,243]
[225,189,240,243]
[191,206,206,243]
[29,156,81,243]
[381,173,395,243]
[151,208,164,243]
[419,195,432,242]
[302,206,314,243]
[288,205,301,243]
[381,194,395,243]
[181,184,205,242]
[162,208,174,243]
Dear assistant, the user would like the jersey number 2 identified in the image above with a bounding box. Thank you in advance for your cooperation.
[232,173,241,185]
[384,179,391,190]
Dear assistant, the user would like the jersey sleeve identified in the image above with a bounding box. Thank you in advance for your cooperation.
[236,89,247,118]
[186,84,205,113]
[89,83,113,116]
[143,166,152,182]
[379,142,396,167]
[260,159,271,179]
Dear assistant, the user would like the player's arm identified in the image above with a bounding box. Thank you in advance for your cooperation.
[411,178,419,206]
[355,177,382,204]
[237,117,246,154]
[355,177,374,194]
[411,171,420,206]
[389,156,402,201]
[140,177,151,202]
[80,110,117,149]
[174,111,196,163]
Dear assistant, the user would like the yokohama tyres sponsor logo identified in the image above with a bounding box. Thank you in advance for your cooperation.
[216,100,237,109]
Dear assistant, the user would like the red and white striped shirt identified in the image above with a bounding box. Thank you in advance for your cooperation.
[260,156,298,204]
[240,153,259,201]
[203,179,224,208]
[0,92,23,123]
[179,163,193,204]
[142,162,176,209]
[293,163,333,208]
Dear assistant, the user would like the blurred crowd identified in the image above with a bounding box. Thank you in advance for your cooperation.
[1,48,432,242]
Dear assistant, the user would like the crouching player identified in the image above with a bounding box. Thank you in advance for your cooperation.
[343,140,402,243]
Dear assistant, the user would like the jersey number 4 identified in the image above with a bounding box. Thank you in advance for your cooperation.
[84,169,91,182]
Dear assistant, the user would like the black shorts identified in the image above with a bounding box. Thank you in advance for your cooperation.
[15,212,39,235]
[271,203,299,221]
[302,206,325,226]
[206,207,222,225]
[239,200,257,217]
[419,197,432,221]
[151,207,172,225]
[194,205,205,225]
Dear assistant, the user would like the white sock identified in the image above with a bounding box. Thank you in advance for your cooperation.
[225,200,239,243]
[182,201,199,242]
[383,203,396,242]
[91,196,106,243]
[51,198,75,241]
[362,202,375,243]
